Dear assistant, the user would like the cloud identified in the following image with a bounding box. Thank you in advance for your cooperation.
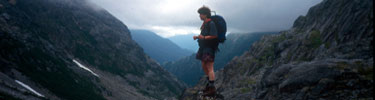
[150,25,201,37]
[88,0,322,37]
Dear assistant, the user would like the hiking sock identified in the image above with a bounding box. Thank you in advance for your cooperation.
[203,76,210,92]
[205,76,210,86]
[208,80,215,87]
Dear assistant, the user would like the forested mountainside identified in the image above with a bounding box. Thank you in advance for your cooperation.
[130,29,193,64]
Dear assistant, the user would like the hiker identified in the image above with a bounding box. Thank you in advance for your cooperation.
[193,6,219,96]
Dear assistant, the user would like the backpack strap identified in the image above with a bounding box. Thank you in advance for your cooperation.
[205,21,211,36]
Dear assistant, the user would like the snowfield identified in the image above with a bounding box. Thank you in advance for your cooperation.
[73,59,100,77]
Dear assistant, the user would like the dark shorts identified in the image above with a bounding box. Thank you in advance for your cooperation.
[196,47,216,62]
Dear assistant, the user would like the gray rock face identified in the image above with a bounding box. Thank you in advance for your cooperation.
[181,0,373,99]
[0,0,185,99]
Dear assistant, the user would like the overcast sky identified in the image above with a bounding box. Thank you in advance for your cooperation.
[88,0,322,38]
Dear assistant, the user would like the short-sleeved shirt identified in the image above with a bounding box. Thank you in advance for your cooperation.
[196,21,219,61]
[201,21,218,37]
[198,21,218,48]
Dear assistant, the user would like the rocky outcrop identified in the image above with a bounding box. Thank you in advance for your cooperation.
[0,0,185,99]
[181,0,373,99]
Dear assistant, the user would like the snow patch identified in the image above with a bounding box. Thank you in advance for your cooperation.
[15,80,45,97]
[73,59,99,77]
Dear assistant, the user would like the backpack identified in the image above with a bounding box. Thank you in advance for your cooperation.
[210,15,227,43]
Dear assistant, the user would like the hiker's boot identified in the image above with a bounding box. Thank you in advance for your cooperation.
[203,83,209,92]
[202,76,210,92]
[203,86,216,97]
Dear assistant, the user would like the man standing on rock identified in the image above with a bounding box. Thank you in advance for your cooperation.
[193,6,219,96]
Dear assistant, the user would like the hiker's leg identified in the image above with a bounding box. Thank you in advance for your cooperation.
[203,61,216,96]
[201,61,208,75]
[206,61,215,81]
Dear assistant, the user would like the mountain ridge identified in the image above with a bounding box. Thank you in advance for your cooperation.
[0,0,185,99]
[130,29,193,64]
[168,34,199,52]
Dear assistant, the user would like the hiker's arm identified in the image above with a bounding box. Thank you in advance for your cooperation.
[196,35,216,40]
[202,22,218,40]
[208,22,218,38]
[202,35,217,40]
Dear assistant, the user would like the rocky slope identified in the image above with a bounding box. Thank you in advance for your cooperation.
[0,0,185,100]
[164,32,276,86]
[181,0,373,99]
[130,29,193,64]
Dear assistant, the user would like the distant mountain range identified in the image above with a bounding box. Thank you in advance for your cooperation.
[130,29,193,64]
[163,32,277,86]
[168,34,199,52]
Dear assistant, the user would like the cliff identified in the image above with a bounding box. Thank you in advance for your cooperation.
[0,0,185,99]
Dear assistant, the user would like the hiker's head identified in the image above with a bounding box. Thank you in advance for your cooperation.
[198,6,211,20]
